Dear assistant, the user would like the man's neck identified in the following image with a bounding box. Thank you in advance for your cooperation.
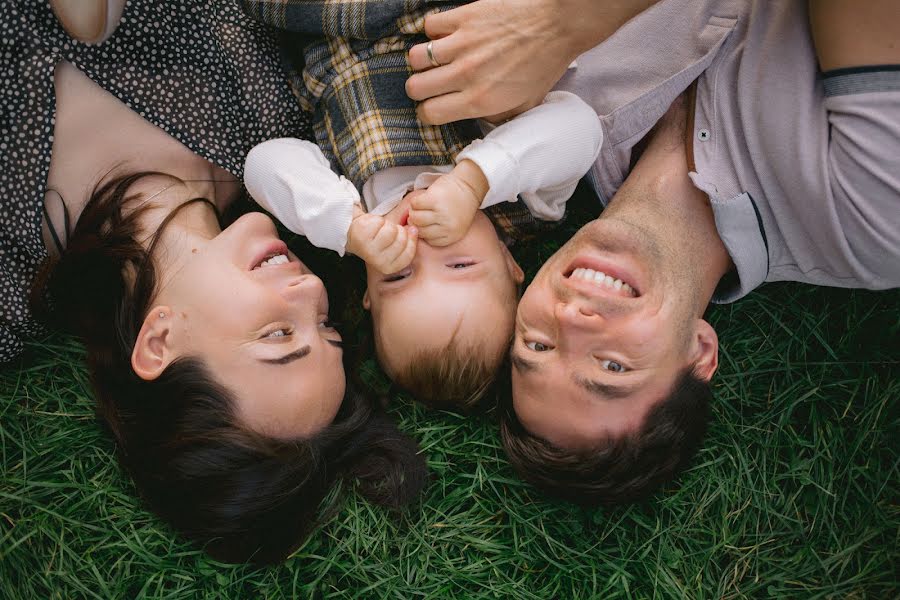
[601,99,733,312]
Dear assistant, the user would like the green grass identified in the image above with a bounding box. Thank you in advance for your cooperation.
[1,188,897,598]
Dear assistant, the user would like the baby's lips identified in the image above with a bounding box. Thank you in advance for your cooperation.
[399,210,410,226]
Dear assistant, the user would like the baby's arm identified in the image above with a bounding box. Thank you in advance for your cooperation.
[408,91,603,245]
[456,90,603,221]
[245,139,358,254]
[244,139,416,273]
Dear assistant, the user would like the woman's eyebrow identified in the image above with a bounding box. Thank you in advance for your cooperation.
[259,345,311,365]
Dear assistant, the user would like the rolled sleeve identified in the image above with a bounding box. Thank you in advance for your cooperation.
[822,66,900,288]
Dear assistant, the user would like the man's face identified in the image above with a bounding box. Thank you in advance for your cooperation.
[511,218,709,449]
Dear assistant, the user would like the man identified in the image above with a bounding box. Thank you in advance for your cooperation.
[408,0,900,502]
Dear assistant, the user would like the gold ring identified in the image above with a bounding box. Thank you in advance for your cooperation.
[426,41,441,68]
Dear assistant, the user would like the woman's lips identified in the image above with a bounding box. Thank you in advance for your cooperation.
[249,239,289,271]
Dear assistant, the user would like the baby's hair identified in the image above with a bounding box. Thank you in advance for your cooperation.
[391,338,506,412]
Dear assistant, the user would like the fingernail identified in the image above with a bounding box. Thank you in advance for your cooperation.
[408,226,418,235]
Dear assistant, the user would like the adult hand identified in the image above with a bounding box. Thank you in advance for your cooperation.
[406,0,658,125]
[408,161,487,247]
[346,208,418,274]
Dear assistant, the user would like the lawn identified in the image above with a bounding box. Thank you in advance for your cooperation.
[1,187,897,599]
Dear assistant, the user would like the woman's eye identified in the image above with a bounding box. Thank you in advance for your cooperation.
[265,328,291,339]
[601,359,626,373]
[525,341,552,352]
[319,319,337,329]
[449,262,474,269]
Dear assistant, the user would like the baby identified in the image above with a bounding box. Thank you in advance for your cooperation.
[240,1,601,410]
[245,93,601,410]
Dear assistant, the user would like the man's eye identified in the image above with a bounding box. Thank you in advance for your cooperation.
[525,341,552,352]
[265,328,291,339]
[601,359,626,373]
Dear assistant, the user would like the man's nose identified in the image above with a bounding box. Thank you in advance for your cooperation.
[555,301,601,327]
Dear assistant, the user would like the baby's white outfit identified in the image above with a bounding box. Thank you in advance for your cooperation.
[244,90,603,255]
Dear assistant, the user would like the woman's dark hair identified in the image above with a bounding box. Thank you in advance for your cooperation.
[31,172,427,564]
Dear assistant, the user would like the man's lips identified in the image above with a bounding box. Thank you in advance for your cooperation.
[563,258,641,298]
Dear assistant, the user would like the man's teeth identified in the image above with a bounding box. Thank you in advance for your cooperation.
[570,268,636,296]
[258,254,289,268]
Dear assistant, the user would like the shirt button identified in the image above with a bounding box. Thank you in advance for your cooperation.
[698,128,711,142]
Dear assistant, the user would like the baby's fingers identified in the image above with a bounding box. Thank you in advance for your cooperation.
[408,208,438,229]
[383,226,418,272]
[408,190,439,212]
[415,224,452,246]
[371,218,403,252]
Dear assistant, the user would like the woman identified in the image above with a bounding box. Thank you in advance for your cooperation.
[4,1,426,564]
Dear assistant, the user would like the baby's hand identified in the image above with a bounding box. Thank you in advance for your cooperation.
[346,207,418,274]
[408,160,488,247]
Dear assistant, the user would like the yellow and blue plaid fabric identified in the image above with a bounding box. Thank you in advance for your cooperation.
[240,0,566,242]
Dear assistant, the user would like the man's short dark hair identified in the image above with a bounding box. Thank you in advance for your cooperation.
[499,369,711,505]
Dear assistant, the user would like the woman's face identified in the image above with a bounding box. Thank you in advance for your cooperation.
[133,208,345,439]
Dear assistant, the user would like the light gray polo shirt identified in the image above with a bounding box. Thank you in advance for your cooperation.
[556,0,900,302]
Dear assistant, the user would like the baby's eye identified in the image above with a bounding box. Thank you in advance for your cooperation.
[446,259,475,269]
[525,341,552,352]
[601,359,626,373]
[383,267,411,282]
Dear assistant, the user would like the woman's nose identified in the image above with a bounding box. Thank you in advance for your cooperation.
[282,274,321,300]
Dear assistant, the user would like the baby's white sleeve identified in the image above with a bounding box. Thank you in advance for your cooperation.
[244,138,359,255]
[455,91,603,221]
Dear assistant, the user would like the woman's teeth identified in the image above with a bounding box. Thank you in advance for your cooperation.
[570,267,636,296]
[256,254,289,269]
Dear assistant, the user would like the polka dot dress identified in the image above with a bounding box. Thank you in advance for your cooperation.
[0,1,312,362]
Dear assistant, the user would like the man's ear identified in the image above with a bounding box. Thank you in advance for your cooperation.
[689,319,719,382]
[500,243,525,284]
[131,306,178,381]
[362,289,371,310]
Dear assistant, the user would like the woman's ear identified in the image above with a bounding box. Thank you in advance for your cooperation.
[131,306,177,380]
[689,319,719,382]
[500,244,525,284]
[362,289,371,310]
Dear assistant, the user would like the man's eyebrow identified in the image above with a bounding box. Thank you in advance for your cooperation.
[574,375,635,400]
[510,351,540,374]
[259,345,311,365]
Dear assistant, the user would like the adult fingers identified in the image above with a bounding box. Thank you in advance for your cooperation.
[406,61,462,101]
[423,7,462,39]
[408,33,461,73]
[415,91,476,125]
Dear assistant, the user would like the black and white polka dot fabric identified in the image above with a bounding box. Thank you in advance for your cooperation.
[0,1,312,362]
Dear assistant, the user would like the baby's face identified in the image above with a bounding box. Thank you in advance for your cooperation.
[363,208,524,378]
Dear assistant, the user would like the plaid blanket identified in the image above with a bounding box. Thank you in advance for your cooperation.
[240,0,564,243]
